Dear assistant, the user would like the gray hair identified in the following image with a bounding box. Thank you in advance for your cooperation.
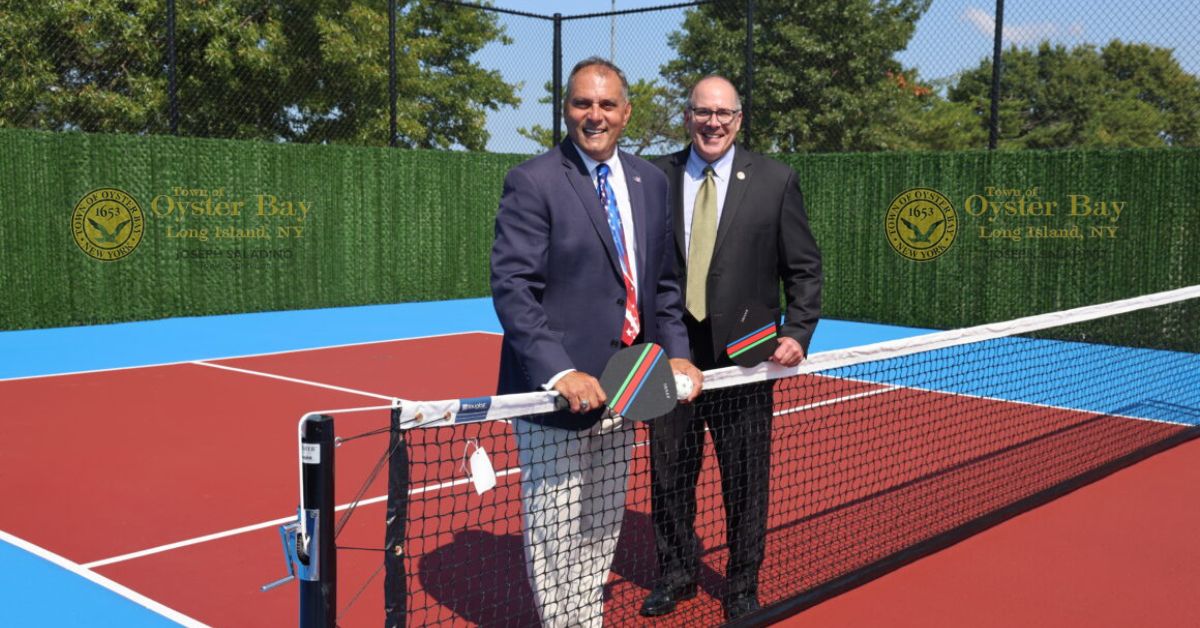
[565,57,630,103]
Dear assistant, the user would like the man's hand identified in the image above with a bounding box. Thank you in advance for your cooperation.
[669,357,703,403]
[770,336,805,367]
[552,371,607,413]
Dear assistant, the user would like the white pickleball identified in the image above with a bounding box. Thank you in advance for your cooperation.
[674,372,693,399]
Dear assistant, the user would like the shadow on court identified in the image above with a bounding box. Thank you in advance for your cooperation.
[417,509,731,625]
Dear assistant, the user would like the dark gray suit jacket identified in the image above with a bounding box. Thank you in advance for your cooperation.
[491,141,691,430]
[654,145,822,367]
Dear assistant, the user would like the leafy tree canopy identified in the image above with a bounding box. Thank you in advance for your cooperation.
[950,40,1200,149]
[0,0,518,149]
[663,0,932,152]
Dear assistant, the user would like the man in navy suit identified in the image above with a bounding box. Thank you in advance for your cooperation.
[490,57,702,627]
[640,75,823,620]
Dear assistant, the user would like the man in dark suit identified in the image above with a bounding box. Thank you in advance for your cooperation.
[491,57,702,627]
[640,75,823,620]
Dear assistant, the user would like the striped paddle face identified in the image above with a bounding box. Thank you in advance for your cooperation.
[599,343,677,421]
[726,304,779,367]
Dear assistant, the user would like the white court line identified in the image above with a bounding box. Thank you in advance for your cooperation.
[80,376,1194,570]
[0,330,501,383]
[1,529,209,627]
[198,329,501,364]
[84,468,524,569]
[773,386,900,416]
[82,385,888,569]
[192,361,397,401]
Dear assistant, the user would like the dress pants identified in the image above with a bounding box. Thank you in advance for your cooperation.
[650,315,773,598]
[515,413,633,627]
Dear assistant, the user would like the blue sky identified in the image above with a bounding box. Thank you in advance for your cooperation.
[473,1,1199,153]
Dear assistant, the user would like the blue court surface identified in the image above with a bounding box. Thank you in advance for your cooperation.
[0,532,185,627]
[0,299,926,626]
[828,336,1200,427]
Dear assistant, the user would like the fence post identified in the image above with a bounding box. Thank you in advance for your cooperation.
[166,0,178,135]
[743,0,754,150]
[389,0,398,148]
[552,13,563,146]
[988,0,1004,149]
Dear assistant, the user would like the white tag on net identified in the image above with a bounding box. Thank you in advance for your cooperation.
[463,440,497,495]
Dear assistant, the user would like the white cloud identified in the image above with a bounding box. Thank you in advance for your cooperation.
[963,7,995,36]
[1005,21,1063,45]
[962,6,1086,46]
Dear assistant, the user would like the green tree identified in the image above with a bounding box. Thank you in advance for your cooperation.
[663,0,931,152]
[871,71,986,151]
[517,78,688,155]
[0,0,518,149]
[949,41,1200,149]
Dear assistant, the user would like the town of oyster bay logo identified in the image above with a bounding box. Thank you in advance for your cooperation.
[72,188,145,261]
[885,187,958,261]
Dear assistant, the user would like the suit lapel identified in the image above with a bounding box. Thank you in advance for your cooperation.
[561,142,623,281]
[666,149,689,263]
[713,146,752,259]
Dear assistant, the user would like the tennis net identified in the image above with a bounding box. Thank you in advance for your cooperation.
[290,285,1200,627]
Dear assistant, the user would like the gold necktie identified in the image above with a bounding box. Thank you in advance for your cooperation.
[686,166,717,320]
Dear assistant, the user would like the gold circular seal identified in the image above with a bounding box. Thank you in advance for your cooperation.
[71,188,145,261]
[885,187,958,261]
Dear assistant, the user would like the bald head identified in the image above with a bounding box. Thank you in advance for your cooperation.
[688,75,742,111]
[685,75,743,163]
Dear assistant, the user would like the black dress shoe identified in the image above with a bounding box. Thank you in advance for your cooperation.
[723,594,761,620]
[639,581,698,617]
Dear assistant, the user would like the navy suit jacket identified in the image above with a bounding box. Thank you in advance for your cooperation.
[491,141,691,430]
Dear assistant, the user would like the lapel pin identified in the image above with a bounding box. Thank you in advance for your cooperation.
[633,175,642,183]
[736,171,746,180]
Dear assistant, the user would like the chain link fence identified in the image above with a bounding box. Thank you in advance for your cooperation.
[471,1,703,155]
[2,1,1197,153]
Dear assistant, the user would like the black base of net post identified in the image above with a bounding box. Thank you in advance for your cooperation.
[300,415,337,628]
[384,406,409,628]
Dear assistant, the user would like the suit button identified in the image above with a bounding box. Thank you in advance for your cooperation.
[610,340,620,348]
[616,298,625,306]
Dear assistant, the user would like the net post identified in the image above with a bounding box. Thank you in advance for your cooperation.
[384,405,410,627]
[299,415,336,628]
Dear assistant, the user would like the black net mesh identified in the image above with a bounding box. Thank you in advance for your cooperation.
[311,287,1199,626]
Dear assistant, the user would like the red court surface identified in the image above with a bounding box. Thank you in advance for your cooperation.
[778,435,1200,628]
[2,331,1197,626]
[1,333,503,627]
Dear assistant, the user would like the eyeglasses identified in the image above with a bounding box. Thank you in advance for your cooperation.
[688,107,741,124]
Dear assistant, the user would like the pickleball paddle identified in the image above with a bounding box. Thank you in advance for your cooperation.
[725,304,779,367]
[598,342,678,421]
[552,342,682,421]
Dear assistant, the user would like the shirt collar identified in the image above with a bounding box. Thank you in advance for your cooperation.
[687,143,736,181]
[572,141,622,179]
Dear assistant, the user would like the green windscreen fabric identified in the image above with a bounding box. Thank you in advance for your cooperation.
[2,128,1197,346]
[0,128,521,329]
[785,149,1200,342]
